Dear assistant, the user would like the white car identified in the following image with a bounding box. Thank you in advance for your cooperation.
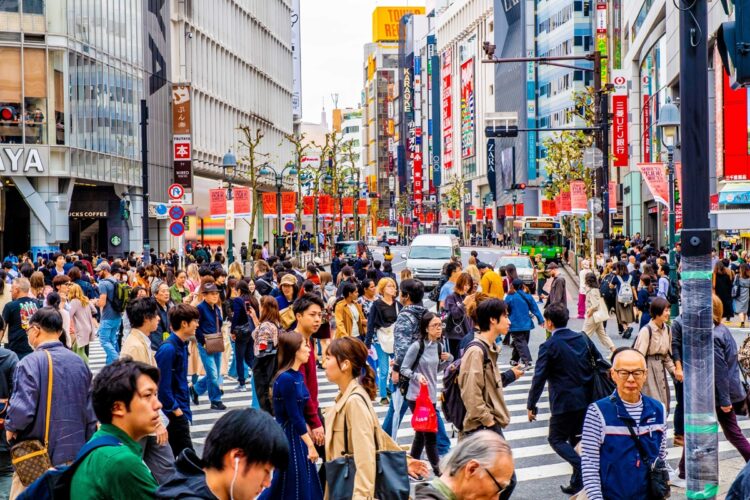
[497,255,537,287]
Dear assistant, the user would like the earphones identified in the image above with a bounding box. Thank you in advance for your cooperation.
[230,456,240,500]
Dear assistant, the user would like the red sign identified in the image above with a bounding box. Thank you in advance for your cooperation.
[262,193,277,218]
[609,181,617,213]
[209,189,227,218]
[559,189,572,214]
[711,193,719,212]
[541,199,552,216]
[303,196,314,216]
[638,163,669,206]
[357,198,367,216]
[642,95,651,162]
[281,192,297,215]
[503,204,524,217]
[319,195,333,216]
[570,181,587,214]
[442,48,453,170]
[342,197,354,215]
[723,72,750,180]
[173,137,191,161]
[613,95,629,166]
[485,208,493,220]
[233,187,251,216]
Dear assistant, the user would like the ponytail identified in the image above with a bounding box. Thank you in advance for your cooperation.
[359,365,377,400]
[328,337,377,400]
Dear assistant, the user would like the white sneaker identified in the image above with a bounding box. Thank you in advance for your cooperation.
[233,384,247,392]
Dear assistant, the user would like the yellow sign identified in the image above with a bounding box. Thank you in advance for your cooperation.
[372,6,425,42]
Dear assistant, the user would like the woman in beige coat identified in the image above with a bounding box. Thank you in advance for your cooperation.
[581,272,615,352]
[323,337,428,499]
[633,297,679,413]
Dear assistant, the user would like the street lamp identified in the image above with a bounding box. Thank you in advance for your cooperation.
[222,149,237,264]
[656,98,680,315]
[260,163,298,255]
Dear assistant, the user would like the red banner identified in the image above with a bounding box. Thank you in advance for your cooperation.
[319,195,333,216]
[570,181,587,214]
[613,95,628,167]
[262,193,277,218]
[342,197,354,215]
[638,163,669,206]
[209,189,227,218]
[357,198,367,217]
[426,212,435,224]
[303,196,314,216]
[281,192,296,215]
[643,94,651,162]
[675,161,683,232]
[233,187,251,216]
[559,189,572,214]
[609,181,617,213]
[485,208,493,220]
[504,204,524,217]
[541,199,554,216]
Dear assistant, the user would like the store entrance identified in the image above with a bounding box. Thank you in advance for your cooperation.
[68,218,108,255]
[1,186,31,258]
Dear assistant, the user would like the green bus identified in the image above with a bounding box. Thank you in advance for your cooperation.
[518,219,564,262]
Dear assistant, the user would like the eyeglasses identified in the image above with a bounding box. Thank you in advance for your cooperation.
[614,369,646,380]
[483,467,506,496]
[429,322,443,329]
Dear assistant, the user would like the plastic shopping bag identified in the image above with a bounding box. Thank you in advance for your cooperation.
[411,383,438,433]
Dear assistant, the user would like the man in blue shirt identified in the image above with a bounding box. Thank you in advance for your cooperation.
[156,303,199,457]
[96,262,124,365]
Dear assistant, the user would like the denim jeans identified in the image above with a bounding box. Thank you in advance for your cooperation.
[373,343,392,399]
[99,317,122,365]
[195,344,223,403]
[228,339,238,379]
[382,390,451,456]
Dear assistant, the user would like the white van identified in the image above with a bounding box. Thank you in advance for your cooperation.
[401,234,461,288]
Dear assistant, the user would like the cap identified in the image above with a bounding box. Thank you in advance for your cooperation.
[313,256,323,265]
[511,278,524,290]
[280,274,298,287]
[201,283,219,294]
[546,262,559,271]
[95,262,111,272]
[477,262,489,270]
[110,262,124,275]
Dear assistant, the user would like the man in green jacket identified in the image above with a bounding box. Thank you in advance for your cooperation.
[70,358,163,499]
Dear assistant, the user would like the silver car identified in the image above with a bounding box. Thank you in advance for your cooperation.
[497,255,537,286]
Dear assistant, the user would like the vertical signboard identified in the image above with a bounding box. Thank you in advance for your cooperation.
[613,95,628,166]
[487,139,496,202]
[172,84,193,189]
[291,0,302,120]
[428,35,441,189]
[570,181,587,214]
[642,93,651,162]
[596,3,608,84]
[460,58,475,159]
[441,48,453,170]
[233,187,251,217]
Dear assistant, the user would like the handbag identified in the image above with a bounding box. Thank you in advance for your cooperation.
[203,308,224,354]
[279,307,296,330]
[233,301,253,342]
[325,393,409,500]
[733,276,741,299]
[11,351,53,486]
[625,420,671,499]
[377,324,395,354]
[587,341,616,402]
[411,384,438,433]
[593,297,610,324]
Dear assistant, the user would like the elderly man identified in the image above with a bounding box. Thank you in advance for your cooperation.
[581,348,668,500]
[414,431,514,500]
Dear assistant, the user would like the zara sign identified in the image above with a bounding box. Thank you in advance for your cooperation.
[0,147,47,175]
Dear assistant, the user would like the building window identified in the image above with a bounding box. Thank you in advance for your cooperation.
[574,1,582,12]
[24,48,47,144]
[0,0,18,12]
[22,0,43,14]
[0,47,22,143]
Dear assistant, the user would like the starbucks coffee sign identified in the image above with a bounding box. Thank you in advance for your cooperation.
[0,147,47,175]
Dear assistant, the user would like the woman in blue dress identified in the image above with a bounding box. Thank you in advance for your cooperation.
[260,330,323,500]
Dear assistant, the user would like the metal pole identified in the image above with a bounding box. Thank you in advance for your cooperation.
[667,149,678,317]
[276,179,282,255]
[679,0,717,497]
[227,184,234,264]
[601,91,611,261]
[140,99,150,264]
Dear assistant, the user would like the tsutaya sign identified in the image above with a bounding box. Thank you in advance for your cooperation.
[0,147,47,175]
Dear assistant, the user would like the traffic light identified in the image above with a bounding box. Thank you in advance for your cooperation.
[120,199,130,221]
[484,125,519,138]
[510,183,527,191]
[718,0,750,88]
[0,106,16,122]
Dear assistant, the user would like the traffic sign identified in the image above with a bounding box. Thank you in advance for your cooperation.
[284,221,295,233]
[168,184,185,200]
[169,221,185,237]
[169,205,185,220]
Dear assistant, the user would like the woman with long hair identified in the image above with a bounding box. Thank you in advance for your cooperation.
[577,259,592,319]
[169,269,191,304]
[68,283,96,361]
[400,312,454,476]
[227,260,244,280]
[582,272,615,353]
[253,296,282,414]
[231,280,260,396]
[185,263,201,293]
[333,281,366,339]
[443,273,475,359]
[365,277,401,405]
[29,271,47,300]
[714,260,735,321]
[635,274,657,329]
[502,263,518,293]
[381,260,398,282]
[734,263,750,328]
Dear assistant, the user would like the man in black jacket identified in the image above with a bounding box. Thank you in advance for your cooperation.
[0,345,17,495]
[526,303,605,496]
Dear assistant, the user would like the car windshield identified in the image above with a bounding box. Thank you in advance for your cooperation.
[522,229,562,247]
[499,257,532,269]
[409,246,452,260]
[336,243,358,256]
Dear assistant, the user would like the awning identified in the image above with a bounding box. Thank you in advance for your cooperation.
[718,182,750,205]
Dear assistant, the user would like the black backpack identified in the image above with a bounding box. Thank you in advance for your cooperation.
[667,279,680,305]
[428,276,447,304]
[600,274,617,303]
[441,341,491,431]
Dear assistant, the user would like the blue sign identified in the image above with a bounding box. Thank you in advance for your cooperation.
[169,205,185,220]
[169,221,185,237]
[284,221,295,233]
[155,204,168,216]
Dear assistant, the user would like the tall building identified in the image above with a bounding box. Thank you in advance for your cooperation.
[0,0,173,257]
[171,0,295,247]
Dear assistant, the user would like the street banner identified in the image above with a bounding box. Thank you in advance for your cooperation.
[209,189,226,219]
[541,199,553,216]
[504,204,524,217]
[638,162,669,206]
[319,195,333,216]
[570,181,587,214]
[675,161,683,232]
[342,197,354,215]
[262,193,277,218]
[233,187,251,217]
[357,199,367,217]
[642,95,651,162]
[609,181,617,213]
[426,212,435,224]
[559,189,572,215]
[281,192,297,215]
[485,208,493,220]
[613,95,628,166]
[303,196,314,216]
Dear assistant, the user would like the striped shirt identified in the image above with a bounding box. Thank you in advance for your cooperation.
[581,397,667,500]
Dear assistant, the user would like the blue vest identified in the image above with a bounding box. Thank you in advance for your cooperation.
[595,393,665,500]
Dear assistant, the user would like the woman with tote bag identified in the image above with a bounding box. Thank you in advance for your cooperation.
[581,272,616,353]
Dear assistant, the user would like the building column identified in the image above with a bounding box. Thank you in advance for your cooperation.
[15,176,73,257]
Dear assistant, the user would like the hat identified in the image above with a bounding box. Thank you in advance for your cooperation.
[280,274,298,287]
[546,262,559,271]
[201,283,219,294]
[110,262,124,275]
[477,261,489,270]
[313,256,323,266]
[95,262,111,272]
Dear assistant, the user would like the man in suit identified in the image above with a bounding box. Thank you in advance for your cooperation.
[544,262,567,311]
[526,302,605,496]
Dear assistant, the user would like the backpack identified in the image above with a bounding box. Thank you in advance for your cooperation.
[441,340,491,431]
[666,279,680,305]
[616,276,634,305]
[17,435,122,500]
[106,278,132,314]
[428,276,447,304]
[600,274,616,303]
[398,339,442,397]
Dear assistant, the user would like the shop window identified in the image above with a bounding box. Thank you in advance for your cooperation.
[23,48,47,144]
[22,0,42,14]
[0,0,18,12]
[0,47,22,144]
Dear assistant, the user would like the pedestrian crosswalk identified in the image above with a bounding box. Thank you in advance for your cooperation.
[87,339,745,489]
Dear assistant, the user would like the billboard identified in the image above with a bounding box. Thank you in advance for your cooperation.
[723,72,750,180]
[372,6,425,42]
[460,58,475,159]
[442,48,453,170]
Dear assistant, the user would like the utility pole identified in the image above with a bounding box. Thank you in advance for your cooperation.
[140,99,150,264]
[680,0,718,497]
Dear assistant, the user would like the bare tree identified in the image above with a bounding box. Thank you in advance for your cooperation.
[283,132,313,250]
[237,126,267,247]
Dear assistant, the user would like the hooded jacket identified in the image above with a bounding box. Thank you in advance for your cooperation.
[392,304,426,370]
[155,448,217,499]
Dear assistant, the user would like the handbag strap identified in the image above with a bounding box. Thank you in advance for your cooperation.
[341,392,380,455]
[43,350,53,447]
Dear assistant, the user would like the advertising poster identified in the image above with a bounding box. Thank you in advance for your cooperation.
[319,195,333,216]
[442,48,453,170]
[609,181,617,213]
[209,189,226,219]
[613,95,629,166]
[358,199,367,216]
[303,196,314,216]
[559,189,572,215]
[460,58,475,159]
[638,163,669,206]
[281,192,297,215]
[233,187,251,217]
[262,193,277,218]
[342,197,354,215]
[570,181,587,214]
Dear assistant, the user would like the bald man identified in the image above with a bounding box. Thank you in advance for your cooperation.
[580,348,669,500]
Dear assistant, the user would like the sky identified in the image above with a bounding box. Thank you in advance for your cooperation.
[300,0,425,124]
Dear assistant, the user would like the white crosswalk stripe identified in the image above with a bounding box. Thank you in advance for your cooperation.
[88,339,742,485]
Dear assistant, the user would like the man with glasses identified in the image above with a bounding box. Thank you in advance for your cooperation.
[415,430,514,500]
[580,348,668,500]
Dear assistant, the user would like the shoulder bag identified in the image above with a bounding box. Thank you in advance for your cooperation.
[732,276,741,299]
[11,351,53,486]
[233,300,253,342]
[325,393,409,500]
[624,420,671,499]
[593,293,610,324]
[587,341,616,403]
[203,307,224,354]
[279,307,296,330]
